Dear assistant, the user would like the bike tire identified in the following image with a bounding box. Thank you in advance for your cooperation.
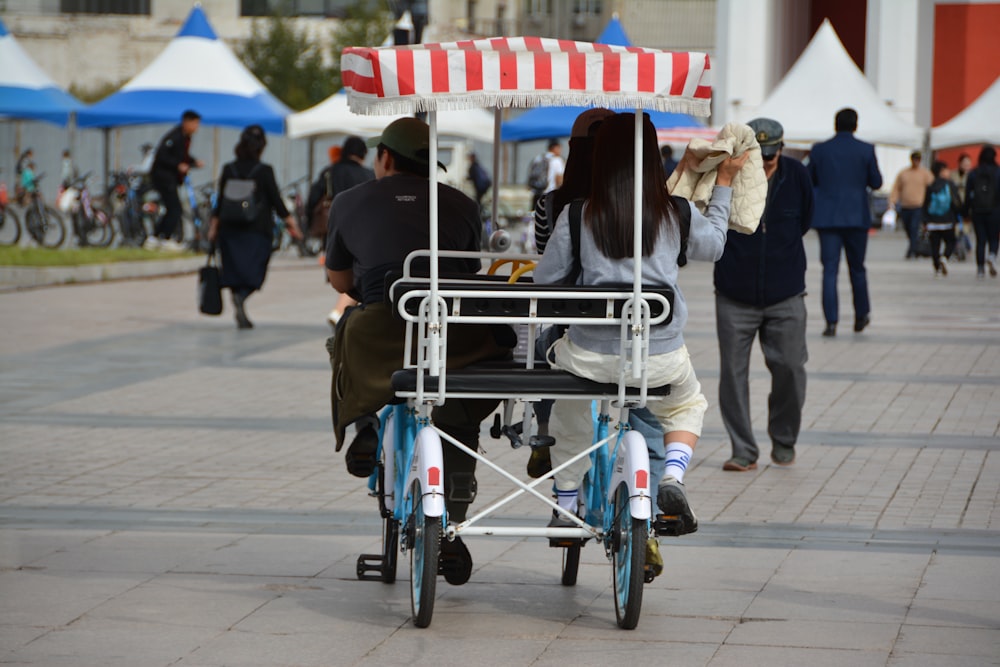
[84,209,114,248]
[0,208,21,246]
[611,482,646,630]
[26,206,66,248]
[408,481,440,628]
[561,542,581,587]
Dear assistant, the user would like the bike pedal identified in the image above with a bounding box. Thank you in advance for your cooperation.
[642,566,657,584]
[356,554,388,581]
[653,514,684,537]
[548,537,583,548]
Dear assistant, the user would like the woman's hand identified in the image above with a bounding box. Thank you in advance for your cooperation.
[286,216,303,241]
[716,151,751,187]
[207,216,219,243]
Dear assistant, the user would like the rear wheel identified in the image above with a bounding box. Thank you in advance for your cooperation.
[611,482,646,629]
[0,207,21,246]
[26,205,66,248]
[408,481,440,628]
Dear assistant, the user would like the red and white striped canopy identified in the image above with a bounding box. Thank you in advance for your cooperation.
[342,36,712,117]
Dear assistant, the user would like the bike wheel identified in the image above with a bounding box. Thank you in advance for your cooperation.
[611,482,646,629]
[408,481,440,628]
[26,206,66,248]
[561,542,581,587]
[0,208,21,246]
[84,210,114,247]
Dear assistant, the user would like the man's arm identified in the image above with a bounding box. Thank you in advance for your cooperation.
[867,146,883,191]
[326,268,354,294]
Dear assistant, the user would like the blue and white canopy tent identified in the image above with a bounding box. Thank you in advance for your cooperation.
[0,18,83,126]
[77,6,289,132]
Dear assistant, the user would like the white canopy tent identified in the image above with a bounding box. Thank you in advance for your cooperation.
[752,20,925,148]
[931,76,1000,149]
[287,89,496,142]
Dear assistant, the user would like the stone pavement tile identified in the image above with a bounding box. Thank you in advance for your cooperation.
[177,533,363,578]
[639,587,759,619]
[905,598,1000,629]
[8,616,222,666]
[30,530,243,574]
[916,553,1000,601]
[0,527,110,569]
[355,637,557,667]
[0,624,52,653]
[724,619,898,651]
[82,573,299,630]
[888,655,1000,667]
[743,586,911,623]
[708,645,889,667]
[766,549,929,595]
[561,610,734,645]
[0,569,150,627]
[533,639,718,667]
[893,625,1000,660]
[647,545,790,592]
[179,628,388,667]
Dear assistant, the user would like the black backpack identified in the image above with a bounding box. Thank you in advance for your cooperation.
[970,166,998,214]
[564,195,692,283]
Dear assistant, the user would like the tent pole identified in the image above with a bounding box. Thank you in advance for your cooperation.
[308,137,316,186]
[491,109,501,233]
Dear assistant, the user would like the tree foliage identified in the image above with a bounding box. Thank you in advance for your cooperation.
[238,13,334,112]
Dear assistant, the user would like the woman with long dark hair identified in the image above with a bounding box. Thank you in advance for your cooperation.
[208,125,301,328]
[533,112,748,535]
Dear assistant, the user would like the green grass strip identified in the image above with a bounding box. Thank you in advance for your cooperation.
[0,246,196,267]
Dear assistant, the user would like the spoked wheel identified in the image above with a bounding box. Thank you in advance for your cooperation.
[561,542,581,586]
[408,480,440,628]
[0,208,21,246]
[26,205,66,248]
[610,482,646,629]
[83,210,114,247]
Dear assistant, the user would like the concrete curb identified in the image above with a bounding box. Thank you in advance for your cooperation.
[0,256,205,290]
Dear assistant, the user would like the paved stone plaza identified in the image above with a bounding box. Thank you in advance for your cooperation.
[1,231,998,666]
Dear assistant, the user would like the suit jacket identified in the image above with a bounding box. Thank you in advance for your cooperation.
[807,131,883,229]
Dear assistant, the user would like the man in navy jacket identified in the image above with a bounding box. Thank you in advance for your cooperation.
[807,108,883,336]
[714,118,813,470]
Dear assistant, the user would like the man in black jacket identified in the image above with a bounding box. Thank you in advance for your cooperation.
[714,118,813,471]
[146,110,203,250]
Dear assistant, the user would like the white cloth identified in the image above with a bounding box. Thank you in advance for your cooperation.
[545,151,565,193]
[666,122,767,234]
[881,207,897,231]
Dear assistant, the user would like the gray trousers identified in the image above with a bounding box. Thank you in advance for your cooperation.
[715,292,808,462]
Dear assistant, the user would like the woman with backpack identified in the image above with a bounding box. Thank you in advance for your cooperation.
[964,145,1000,279]
[923,160,963,277]
[208,125,302,329]
[532,112,748,537]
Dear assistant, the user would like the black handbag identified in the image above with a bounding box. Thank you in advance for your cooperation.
[198,248,223,315]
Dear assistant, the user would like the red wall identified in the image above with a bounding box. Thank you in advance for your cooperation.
[934,3,1000,162]
[810,0,868,70]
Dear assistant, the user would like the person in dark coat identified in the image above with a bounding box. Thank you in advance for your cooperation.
[807,107,883,337]
[715,118,813,471]
[148,110,204,250]
[964,144,1000,279]
[208,125,302,329]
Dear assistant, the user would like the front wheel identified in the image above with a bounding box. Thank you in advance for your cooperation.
[408,481,440,628]
[26,205,66,248]
[611,482,646,629]
[0,208,21,246]
[83,210,114,247]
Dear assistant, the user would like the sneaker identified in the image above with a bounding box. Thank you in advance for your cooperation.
[940,257,948,276]
[723,456,758,472]
[771,445,796,466]
[142,236,161,250]
[977,268,986,281]
[526,446,552,479]
[644,537,663,582]
[656,477,698,535]
[438,536,472,586]
[988,254,998,277]
[158,238,186,252]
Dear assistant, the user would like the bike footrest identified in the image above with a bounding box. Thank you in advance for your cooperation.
[356,554,389,581]
[653,514,685,537]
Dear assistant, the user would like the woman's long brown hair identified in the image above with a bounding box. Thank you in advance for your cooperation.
[586,113,678,258]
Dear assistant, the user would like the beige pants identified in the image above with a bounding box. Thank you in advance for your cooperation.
[547,336,708,491]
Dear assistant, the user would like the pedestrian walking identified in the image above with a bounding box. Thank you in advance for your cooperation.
[963,144,1000,279]
[716,118,813,471]
[888,151,933,259]
[923,160,962,277]
[207,125,301,329]
[807,108,883,337]
[527,138,564,210]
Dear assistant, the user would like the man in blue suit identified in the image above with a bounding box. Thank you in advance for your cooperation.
[808,108,883,337]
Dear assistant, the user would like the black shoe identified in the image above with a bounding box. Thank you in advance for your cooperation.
[526,446,552,479]
[854,315,870,333]
[233,293,253,329]
[655,477,698,535]
[438,535,472,585]
[771,444,796,466]
[822,323,836,337]
[344,423,379,478]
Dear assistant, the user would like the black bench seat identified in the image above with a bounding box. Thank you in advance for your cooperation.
[391,365,670,398]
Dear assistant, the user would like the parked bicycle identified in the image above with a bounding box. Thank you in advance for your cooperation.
[182,178,216,252]
[0,169,22,246]
[59,172,114,248]
[107,169,159,247]
[272,177,314,256]
[23,174,66,248]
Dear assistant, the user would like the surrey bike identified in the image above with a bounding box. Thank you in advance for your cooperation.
[340,35,712,629]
